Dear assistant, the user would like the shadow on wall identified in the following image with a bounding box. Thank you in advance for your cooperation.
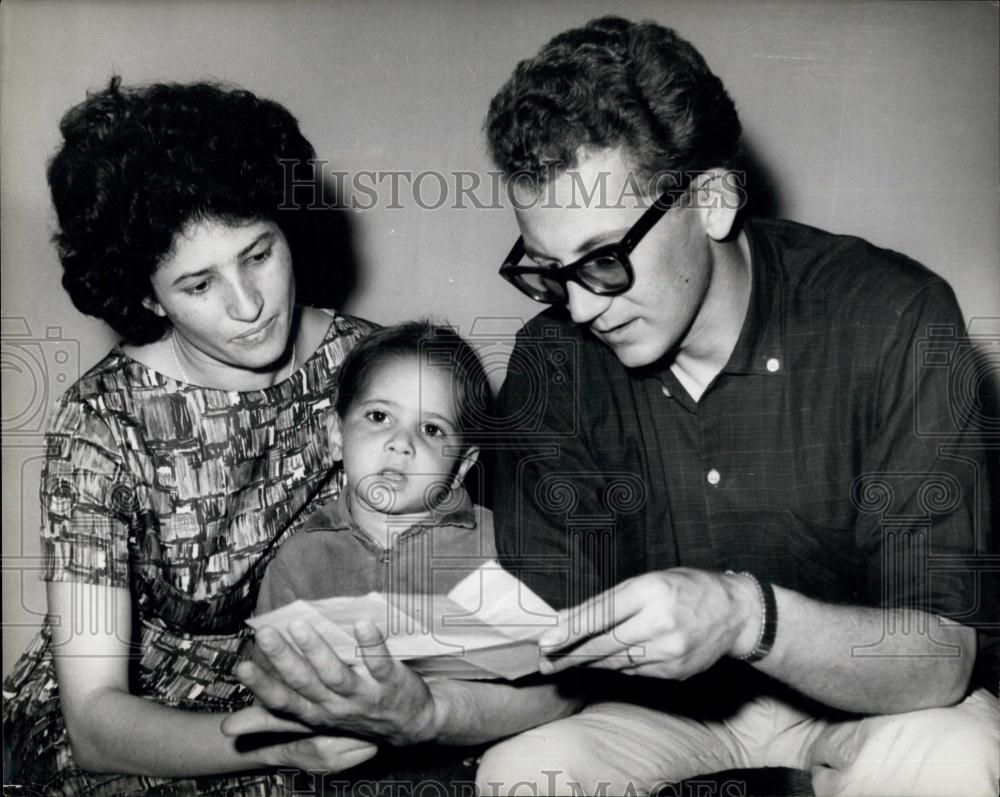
[974,332,1000,693]
[286,171,363,313]
[740,137,783,220]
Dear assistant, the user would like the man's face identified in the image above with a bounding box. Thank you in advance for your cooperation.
[512,147,714,368]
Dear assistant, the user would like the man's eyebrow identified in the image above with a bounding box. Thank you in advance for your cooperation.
[170,232,274,286]
[523,229,629,263]
[571,230,626,257]
[522,244,555,262]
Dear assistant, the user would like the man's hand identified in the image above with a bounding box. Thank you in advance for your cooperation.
[224,620,440,746]
[537,568,757,679]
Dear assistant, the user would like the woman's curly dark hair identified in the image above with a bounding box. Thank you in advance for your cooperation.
[486,16,742,192]
[48,77,319,344]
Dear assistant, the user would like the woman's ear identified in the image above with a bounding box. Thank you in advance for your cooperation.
[692,168,743,242]
[449,446,480,492]
[142,296,167,318]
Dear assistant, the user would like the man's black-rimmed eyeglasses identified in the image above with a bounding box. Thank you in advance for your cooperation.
[498,186,686,305]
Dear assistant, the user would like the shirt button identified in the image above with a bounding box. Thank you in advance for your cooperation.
[766,357,781,373]
[661,385,671,398]
[707,468,721,486]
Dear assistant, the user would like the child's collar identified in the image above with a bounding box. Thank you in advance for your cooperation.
[319,485,478,535]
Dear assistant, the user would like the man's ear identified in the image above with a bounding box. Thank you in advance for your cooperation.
[450,445,480,492]
[692,168,743,242]
[142,295,167,318]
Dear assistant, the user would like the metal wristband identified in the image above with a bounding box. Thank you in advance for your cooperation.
[728,571,778,663]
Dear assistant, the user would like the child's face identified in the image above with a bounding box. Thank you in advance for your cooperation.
[333,356,477,516]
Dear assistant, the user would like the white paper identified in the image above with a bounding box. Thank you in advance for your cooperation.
[248,560,558,679]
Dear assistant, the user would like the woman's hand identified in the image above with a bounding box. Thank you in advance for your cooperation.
[537,568,756,679]
[47,581,379,777]
[226,620,440,746]
[253,731,378,772]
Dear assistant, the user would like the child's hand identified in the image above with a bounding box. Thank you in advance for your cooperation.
[227,622,440,747]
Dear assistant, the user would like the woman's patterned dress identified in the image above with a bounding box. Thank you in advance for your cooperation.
[3,313,375,796]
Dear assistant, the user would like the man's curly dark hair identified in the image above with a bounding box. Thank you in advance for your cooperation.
[485,16,742,192]
[48,77,319,344]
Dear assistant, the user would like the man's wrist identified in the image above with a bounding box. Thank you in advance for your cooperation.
[725,571,777,662]
[415,679,451,744]
[724,570,762,657]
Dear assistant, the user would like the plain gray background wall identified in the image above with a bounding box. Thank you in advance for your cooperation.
[2,0,998,669]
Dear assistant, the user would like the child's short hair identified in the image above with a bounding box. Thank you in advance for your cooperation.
[335,321,492,444]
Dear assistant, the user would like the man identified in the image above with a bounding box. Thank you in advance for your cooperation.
[229,16,997,796]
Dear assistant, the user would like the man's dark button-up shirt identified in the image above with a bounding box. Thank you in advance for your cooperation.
[494,218,995,690]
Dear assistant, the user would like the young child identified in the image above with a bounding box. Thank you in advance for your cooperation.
[255,321,497,616]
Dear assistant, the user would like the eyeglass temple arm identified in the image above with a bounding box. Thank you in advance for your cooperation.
[621,185,688,251]
[503,181,686,267]
[502,237,526,268]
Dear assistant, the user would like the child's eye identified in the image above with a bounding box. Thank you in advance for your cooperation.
[422,423,447,438]
[365,410,389,424]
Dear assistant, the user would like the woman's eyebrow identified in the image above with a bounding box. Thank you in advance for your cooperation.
[169,232,274,286]
[171,268,213,287]
[237,231,273,258]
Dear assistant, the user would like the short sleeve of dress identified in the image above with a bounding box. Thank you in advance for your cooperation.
[41,391,132,587]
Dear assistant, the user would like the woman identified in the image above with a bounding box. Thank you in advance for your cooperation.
[2,77,378,794]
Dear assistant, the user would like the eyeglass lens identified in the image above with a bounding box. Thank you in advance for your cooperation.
[513,253,631,302]
[579,254,631,291]
[514,272,567,302]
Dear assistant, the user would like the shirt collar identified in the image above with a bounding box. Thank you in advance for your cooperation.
[313,483,478,534]
[637,219,787,391]
[722,219,787,376]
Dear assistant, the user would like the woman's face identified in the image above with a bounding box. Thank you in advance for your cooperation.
[145,217,296,375]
